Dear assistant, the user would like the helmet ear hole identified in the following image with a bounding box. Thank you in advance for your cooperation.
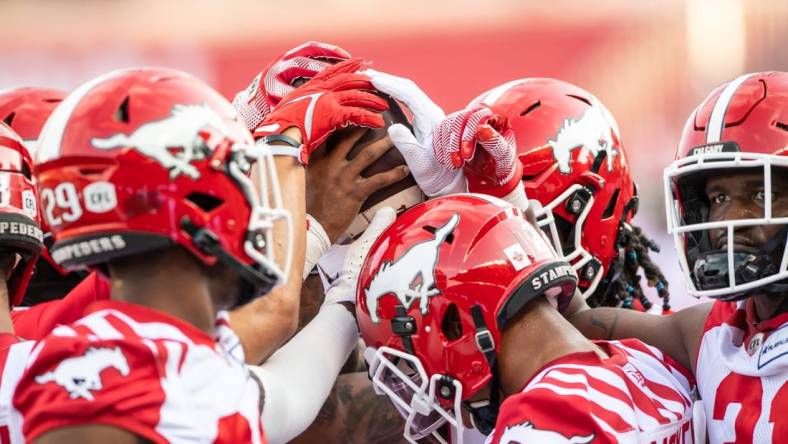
[601,189,620,219]
[441,303,463,341]
[3,112,15,126]
[186,192,224,212]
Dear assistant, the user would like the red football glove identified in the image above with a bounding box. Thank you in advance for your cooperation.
[233,41,352,131]
[433,105,522,198]
[253,58,388,165]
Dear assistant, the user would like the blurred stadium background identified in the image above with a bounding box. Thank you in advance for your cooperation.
[1,0,786,309]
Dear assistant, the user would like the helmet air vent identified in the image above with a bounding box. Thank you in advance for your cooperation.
[113,97,130,123]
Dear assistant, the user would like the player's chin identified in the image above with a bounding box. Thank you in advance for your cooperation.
[206,263,244,309]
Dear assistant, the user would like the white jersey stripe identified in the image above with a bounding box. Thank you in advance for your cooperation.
[590,413,639,442]
[548,364,632,399]
[80,315,125,341]
[546,359,686,428]
[620,347,692,413]
[534,371,644,430]
[83,309,197,345]
[706,73,755,143]
[528,382,635,432]
[0,342,35,444]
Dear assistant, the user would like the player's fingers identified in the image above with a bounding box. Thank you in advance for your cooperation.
[458,108,492,163]
[475,124,503,151]
[346,108,386,129]
[348,136,394,176]
[337,90,389,112]
[275,57,331,84]
[314,57,368,80]
[284,41,352,61]
[330,128,367,163]
[329,74,378,93]
[361,164,410,194]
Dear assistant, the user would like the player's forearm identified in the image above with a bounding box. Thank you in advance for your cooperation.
[568,306,693,371]
[231,141,306,364]
[249,303,358,443]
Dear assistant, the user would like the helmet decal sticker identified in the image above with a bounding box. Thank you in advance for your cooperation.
[548,105,618,174]
[90,104,230,179]
[365,213,459,323]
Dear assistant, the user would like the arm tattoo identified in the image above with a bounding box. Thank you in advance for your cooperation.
[297,373,407,444]
[590,310,620,340]
[339,379,406,443]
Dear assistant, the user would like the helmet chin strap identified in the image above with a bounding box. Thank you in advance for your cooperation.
[468,305,500,436]
[180,217,278,307]
[694,225,788,301]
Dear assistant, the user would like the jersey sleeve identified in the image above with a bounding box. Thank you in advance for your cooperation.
[489,381,625,443]
[11,273,110,340]
[12,334,168,443]
[703,300,738,333]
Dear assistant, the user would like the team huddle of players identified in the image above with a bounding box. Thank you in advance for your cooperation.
[0,41,784,443]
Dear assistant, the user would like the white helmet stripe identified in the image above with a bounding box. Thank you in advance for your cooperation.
[706,73,755,144]
[479,79,528,106]
[37,69,129,164]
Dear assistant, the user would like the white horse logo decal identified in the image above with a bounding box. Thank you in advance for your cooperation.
[91,103,230,179]
[366,213,459,324]
[498,421,595,444]
[548,105,618,174]
[35,346,130,401]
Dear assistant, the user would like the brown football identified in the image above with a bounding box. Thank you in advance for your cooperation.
[322,93,425,242]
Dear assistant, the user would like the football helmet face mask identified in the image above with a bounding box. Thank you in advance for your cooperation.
[356,194,577,443]
[0,122,43,306]
[35,67,291,307]
[469,78,637,302]
[664,71,788,300]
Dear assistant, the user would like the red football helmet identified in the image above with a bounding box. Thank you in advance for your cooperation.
[35,67,291,306]
[0,122,43,306]
[664,71,788,300]
[0,87,83,303]
[0,87,66,153]
[356,194,577,442]
[468,78,638,304]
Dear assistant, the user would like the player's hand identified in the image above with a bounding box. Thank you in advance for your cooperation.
[254,58,388,165]
[306,129,409,243]
[457,106,522,198]
[324,207,397,307]
[435,105,528,209]
[232,41,351,131]
[362,69,464,197]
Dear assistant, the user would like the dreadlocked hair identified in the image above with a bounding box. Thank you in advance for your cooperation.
[587,223,671,313]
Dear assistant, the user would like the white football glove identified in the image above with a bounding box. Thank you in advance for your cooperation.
[323,207,397,305]
[362,69,465,197]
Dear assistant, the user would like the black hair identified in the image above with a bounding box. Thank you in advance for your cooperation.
[589,223,671,312]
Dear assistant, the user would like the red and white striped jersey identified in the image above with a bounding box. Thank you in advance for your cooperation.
[0,336,33,444]
[486,339,696,444]
[11,300,266,444]
[696,300,788,444]
[0,273,111,444]
[10,272,110,341]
